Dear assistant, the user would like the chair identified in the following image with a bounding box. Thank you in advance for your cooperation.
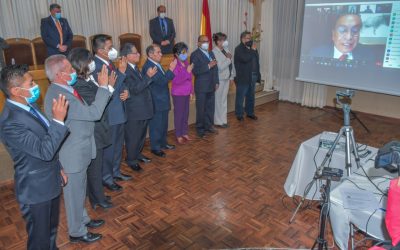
[3,38,34,66]
[31,37,47,66]
[72,35,87,50]
[119,33,142,55]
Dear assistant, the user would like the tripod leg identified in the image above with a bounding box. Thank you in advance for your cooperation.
[349,129,363,170]
[320,128,345,169]
[344,127,353,176]
[351,110,370,133]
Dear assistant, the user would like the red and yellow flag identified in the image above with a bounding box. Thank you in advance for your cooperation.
[200,0,212,50]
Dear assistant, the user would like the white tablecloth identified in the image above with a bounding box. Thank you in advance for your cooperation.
[284,132,376,200]
[330,165,396,250]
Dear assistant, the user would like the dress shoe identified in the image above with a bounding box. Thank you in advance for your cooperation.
[138,156,151,163]
[69,232,102,243]
[151,150,166,157]
[197,132,205,139]
[129,163,143,172]
[114,173,132,181]
[205,127,218,134]
[85,219,105,228]
[215,124,229,128]
[162,144,175,150]
[103,182,122,192]
[237,116,244,121]
[247,115,258,120]
[91,200,113,210]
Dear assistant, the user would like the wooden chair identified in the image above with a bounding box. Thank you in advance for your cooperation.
[3,38,34,66]
[72,35,87,50]
[31,37,47,66]
[119,33,142,55]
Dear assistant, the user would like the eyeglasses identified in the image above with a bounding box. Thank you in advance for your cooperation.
[336,25,361,37]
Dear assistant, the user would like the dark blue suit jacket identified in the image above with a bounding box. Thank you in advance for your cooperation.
[190,48,219,93]
[124,64,154,120]
[40,15,73,56]
[0,101,69,205]
[149,17,176,54]
[93,56,127,126]
[141,59,174,112]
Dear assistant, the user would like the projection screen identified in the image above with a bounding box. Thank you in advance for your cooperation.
[297,0,400,96]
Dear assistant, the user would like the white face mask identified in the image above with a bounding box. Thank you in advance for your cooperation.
[159,13,166,19]
[108,48,118,61]
[222,40,229,48]
[201,42,209,51]
[88,60,96,74]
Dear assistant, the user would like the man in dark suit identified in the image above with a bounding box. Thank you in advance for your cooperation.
[44,55,111,244]
[40,3,73,57]
[92,34,131,191]
[190,35,219,138]
[142,44,176,158]
[234,31,260,121]
[149,5,176,54]
[0,64,69,250]
[309,13,381,62]
[120,43,156,169]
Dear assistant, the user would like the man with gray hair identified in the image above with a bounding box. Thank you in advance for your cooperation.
[44,54,112,243]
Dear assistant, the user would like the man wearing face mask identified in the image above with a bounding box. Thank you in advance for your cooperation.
[234,31,260,122]
[149,5,176,54]
[92,34,131,192]
[40,3,73,57]
[0,64,69,250]
[44,54,112,243]
[190,35,219,138]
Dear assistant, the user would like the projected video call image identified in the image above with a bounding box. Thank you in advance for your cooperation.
[301,1,398,69]
[298,0,400,96]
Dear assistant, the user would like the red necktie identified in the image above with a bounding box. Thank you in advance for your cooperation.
[73,89,84,103]
[108,63,114,71]
[339,54,348,61]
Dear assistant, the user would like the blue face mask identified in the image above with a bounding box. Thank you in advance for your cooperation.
[66,72,78,86]
[178,53,188,61]
[23,85,41,104]
[55,13,61,20]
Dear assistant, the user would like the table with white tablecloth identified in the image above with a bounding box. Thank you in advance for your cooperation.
[284,131,376,200]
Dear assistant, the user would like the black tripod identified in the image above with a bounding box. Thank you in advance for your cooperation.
[311,178,332,250]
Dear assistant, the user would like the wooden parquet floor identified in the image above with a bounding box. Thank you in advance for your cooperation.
[1,101,400,250]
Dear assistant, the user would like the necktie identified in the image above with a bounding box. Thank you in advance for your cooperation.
[29,106,49,128]
[108,63,114,71]
[55,20,63,46]
[73,89,84,103]
[339,54,348,61]
[156,64,165,75]
[160,19,167,37]
[222,49,233,77]
[134,66,142,78]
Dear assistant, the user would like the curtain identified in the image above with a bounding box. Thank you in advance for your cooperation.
[259,0,274,91]
[258,0,326,107]
[0,0,253,53]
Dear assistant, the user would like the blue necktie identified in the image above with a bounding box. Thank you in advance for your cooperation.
[29,106,49,128]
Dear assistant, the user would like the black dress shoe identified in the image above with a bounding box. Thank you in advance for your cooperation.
[138,156,151,163]
[197,132,205,139]
[247,115,258,120]
[91,200,113,210]
[85,219,105,228]
[114,173,132,181]
[162,144,175,150]
[69,232,102,243]
[103,182,122,192]
[151,150,166,157]
[129,163,143,172]
[205,127,218,134]
[237,116,244,121]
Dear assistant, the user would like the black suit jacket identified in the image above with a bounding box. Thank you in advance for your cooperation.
[234,43,261,85]
[309,44,383,63]
[190,48,219,93]
[0,101,69,204]
[74,78,111,149]
[40,16,73,56]
[124,64,154,120]
[141,59,174,112]
[93,56,127,126]
[149,17,176,54]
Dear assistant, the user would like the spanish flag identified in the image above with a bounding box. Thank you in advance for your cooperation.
[200,0,212,50]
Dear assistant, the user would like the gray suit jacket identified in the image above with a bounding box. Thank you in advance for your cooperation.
[44,83,111,174]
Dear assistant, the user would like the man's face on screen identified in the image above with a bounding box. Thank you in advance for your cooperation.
[332,14,361,54]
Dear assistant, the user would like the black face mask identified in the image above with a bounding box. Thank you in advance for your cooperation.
[245,40,253,47]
